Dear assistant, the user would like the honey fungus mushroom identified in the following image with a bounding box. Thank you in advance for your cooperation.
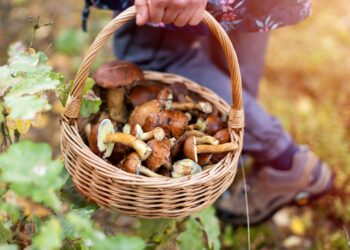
[89,119,152,160]
[122,152,164,177]
[183,135,238,163]
[94,61,144,123]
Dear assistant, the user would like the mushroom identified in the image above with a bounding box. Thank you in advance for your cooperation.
[122,152,164,177]
[157,167,171,177]
[91,119,152,160]
[188,118,206,132]
[133,124,165,141]
[171,159,201,178]
[128,83,163,106]
[94,61,144,123]
[128,100,162,127]
[170,130,209,160]
[188,115,225,135]
[205,114,225,135]
[143,110,188,139]
[171,101,213,114]
[183,135,238,163]
[211,128,231,163]
[145,139,172,171]
[157,87,173,110]
[169,82,189,102]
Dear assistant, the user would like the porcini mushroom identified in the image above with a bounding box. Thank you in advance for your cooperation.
[171,159,201,178]
[183,135,238,163]
[122,152,164,177]
[94,61,144,123]
[133,124,165,141]
[92,119,152,160]
[145,139,172,171]
[143,110,188,139]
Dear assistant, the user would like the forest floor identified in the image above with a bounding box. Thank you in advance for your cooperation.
[1,0,350,249]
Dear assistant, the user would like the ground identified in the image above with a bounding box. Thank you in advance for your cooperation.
[1,0,350,249]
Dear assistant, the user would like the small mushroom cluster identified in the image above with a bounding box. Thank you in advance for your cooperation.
[85,61,238,178]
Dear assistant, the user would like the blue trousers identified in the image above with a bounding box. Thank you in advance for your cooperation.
[113,22,292,163]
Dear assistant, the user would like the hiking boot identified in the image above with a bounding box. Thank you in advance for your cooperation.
[216,146,333,225]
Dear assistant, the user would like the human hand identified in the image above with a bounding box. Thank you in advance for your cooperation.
[135,0,208,27]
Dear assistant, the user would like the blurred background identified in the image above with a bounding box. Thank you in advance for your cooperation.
[1,0,350,248]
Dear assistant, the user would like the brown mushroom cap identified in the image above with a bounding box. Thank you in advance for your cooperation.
[121,152,140,174]
[145,139,172,171]
[128,100,162,128]
[211,128,231,163]
[88,123,100,156]
[128,83,163,106]
[206,115,225,135]
[169,82,189,102]
[93,60,144,88]
[157,87,173,109]
[143,110,188,139]
[183,135,198,162]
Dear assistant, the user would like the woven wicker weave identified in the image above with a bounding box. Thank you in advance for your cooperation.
[61,6,244,218]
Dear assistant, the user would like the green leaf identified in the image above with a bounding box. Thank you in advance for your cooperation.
[0,66,17,97]
[0,141,64,210]
[138,219,176,242]
[4,95,51,120]
[193,207,221,250]
[107,235,145,250]
[65,212,145,250]
[32,218,63,250]
[0,245,18,250]
[177,218,206,250]
[80,91,102,118]
[0,222,11,244]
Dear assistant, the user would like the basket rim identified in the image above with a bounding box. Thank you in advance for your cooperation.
[61,70,243,187]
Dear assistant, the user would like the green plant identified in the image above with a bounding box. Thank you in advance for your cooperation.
[0,43,222,250]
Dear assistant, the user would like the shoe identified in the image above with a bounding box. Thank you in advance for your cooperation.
[216,146,333,226]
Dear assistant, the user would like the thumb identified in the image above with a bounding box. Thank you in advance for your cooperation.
[135,0,149,26]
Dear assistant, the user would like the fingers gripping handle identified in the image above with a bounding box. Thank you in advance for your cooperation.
[62,6,244,129]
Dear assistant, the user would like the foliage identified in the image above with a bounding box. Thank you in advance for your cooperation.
[0,43,221,249]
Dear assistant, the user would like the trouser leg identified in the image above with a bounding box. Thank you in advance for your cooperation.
[113,23,292,162]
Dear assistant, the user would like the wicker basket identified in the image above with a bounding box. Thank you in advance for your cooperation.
[61,6,244,218]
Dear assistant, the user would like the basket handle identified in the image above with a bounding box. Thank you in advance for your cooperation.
[62,6,244,129]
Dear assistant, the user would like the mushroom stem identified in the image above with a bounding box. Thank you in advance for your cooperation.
[105,133,152,160]
[134,124,165,141]
[196,142,238,154]
[196,136,219,145]
[171,102,213,114]
[122,152,164,177]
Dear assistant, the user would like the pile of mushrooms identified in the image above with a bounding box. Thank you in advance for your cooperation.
[85,61,238,178]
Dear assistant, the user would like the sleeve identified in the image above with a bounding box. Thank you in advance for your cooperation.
[82,0,133,31]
